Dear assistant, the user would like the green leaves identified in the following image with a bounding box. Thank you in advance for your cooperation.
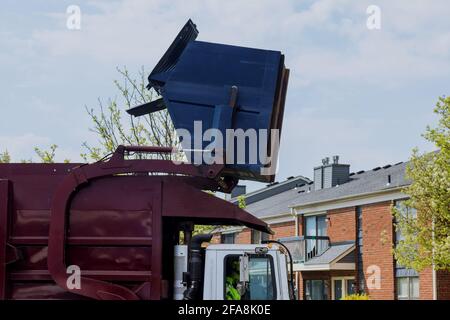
[34,144,58,163]
[237,195,247,209]
[82,66,179,162]
[393,96,450,271]
[0,150,11,163]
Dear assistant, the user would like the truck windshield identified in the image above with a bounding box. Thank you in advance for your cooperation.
[224,254,276,300]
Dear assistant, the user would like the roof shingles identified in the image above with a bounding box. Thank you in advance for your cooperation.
[244,161,409,218]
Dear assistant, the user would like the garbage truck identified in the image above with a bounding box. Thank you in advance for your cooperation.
[0,20,292,300]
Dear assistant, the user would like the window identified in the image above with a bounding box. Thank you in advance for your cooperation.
[332,277,356,300]
[394,200,419,300]
[304,215,328,258]
[223,255,276,300]
[251,230,260,244]
[221,233,235,244]
[304,279,329,300]
[397,276,419,300]
[251,230,269,244]
[394,200,417,242]
[248,256,276,300]
[305,215,327,236]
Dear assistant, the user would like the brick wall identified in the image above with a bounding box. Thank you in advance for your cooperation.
[327,207,356,243]
[236,229,251,244]
[214,220,296,245]
[419,267,434,300]
[269,221,296,239]
[361,201,395,300]
[437,270,450,300]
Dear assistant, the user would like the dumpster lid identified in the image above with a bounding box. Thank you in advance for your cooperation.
[147,19,198,93]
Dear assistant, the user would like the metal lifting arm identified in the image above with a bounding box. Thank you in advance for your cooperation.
[47,145,228,300]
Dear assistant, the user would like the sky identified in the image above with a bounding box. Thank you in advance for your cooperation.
[0,0,449,192]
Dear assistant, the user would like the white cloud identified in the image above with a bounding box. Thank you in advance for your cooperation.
[18,0,450,88]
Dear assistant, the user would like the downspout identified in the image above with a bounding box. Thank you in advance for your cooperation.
[432,219,437,300]
[432,267,437,300]
[291,207,299,299]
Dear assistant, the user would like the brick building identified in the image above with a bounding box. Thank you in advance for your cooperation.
[213,156,450,300]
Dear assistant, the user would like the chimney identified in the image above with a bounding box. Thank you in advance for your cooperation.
[231,185,247,198]
[314,155,350,191]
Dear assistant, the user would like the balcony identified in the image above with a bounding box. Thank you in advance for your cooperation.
[279,236,331,263]
[279,236,356,272]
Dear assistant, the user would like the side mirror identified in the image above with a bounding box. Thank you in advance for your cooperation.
[239,255,249,282]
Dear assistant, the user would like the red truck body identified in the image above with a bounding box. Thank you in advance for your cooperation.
[0,146,269,300]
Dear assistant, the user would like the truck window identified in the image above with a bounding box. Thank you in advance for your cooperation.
[224,255,276,300]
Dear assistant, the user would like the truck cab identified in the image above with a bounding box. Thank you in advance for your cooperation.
[203,244,291,300]
[174,239,294,300]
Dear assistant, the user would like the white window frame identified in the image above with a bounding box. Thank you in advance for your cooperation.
[331,276,355,300]
[396,276,419,300]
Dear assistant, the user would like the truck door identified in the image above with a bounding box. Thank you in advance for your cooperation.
[223,254,277,300]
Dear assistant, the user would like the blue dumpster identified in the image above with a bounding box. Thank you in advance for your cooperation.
[128,20,289,182]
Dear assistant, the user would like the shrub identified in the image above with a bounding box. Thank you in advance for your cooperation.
[341,293,369,300]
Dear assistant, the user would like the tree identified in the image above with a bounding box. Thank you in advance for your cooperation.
[393,96,450,271]
[4,67,175,164]
[0,146,66,164]
[34,144,57,163]
[34,144,70,163]
[0,150,11,163]
[81,66,178,162]
[237,195,247,209]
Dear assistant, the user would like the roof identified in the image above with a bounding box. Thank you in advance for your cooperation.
[231,175,311,206]
[291,161,409,208]
[243,161,409,219]
[243,188,301,218]
[230,175,310,206]
[304,242,354,265]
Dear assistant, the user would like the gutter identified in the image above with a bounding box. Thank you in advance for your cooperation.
[258,212,295,221]
[229,175,312,203]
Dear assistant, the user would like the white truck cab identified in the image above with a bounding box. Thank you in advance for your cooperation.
[202,244,291,300]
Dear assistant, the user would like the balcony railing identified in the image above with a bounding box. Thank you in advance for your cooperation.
[279,236,330,263]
